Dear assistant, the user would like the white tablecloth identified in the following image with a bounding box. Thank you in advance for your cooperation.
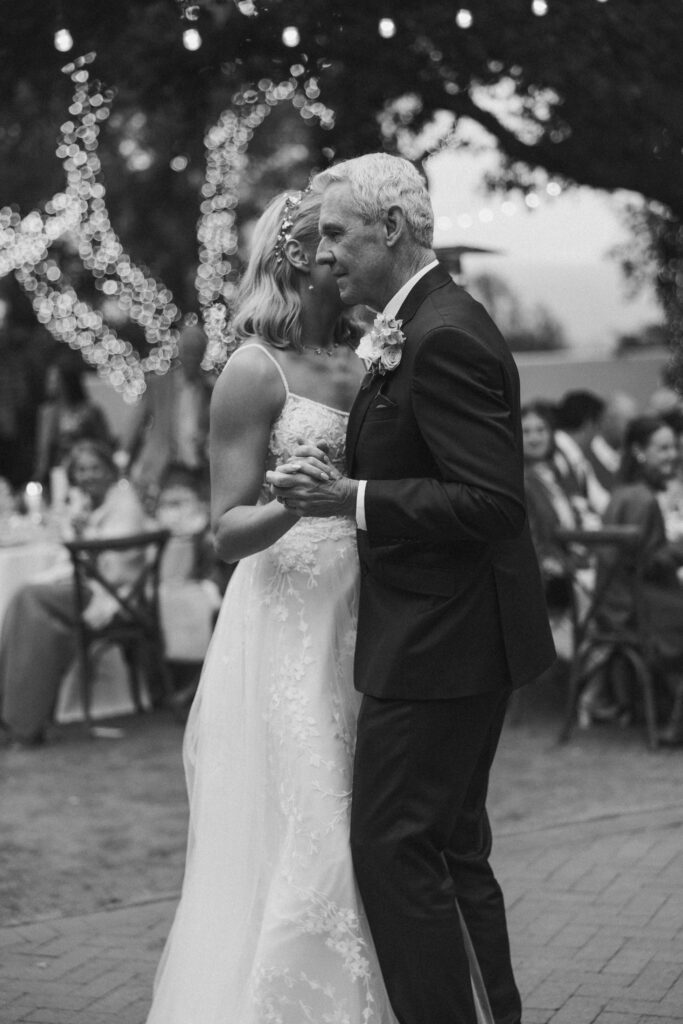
[0,540,64,624]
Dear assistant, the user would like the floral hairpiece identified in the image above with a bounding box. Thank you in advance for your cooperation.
[274,191,304,263]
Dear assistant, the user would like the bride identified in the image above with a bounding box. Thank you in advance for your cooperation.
[145,189,492,1023]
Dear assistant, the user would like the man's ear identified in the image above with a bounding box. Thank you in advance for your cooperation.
[284,238,310,271]
[383,204,406,249]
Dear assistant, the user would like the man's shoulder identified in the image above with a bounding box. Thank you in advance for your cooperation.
[409,279,512,362]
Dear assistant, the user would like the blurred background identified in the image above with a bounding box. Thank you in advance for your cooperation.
[0,0,681,453]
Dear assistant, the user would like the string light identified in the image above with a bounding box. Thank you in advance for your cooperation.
[532,0,548,15]
[0,54,181,402]
[177,0,258,17]
[54,28,73,52]
[378,18,397,39]
[282,26,300,48]
[196,77,335,368]
[182,28,202,50]
[2,41,340,386]
[455,9,473,29]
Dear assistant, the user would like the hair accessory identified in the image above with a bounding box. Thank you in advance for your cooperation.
[274,192,304,263]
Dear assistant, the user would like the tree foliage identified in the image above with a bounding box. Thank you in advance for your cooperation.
[1,0,681,326]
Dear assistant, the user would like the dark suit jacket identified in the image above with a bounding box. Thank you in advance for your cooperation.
[347,264,555,699]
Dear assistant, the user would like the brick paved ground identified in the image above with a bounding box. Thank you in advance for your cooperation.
[3,697,683,1023]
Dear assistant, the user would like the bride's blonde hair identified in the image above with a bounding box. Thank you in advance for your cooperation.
[231,190,322,351]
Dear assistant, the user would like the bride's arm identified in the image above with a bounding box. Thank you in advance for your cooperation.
[210,347,300,564]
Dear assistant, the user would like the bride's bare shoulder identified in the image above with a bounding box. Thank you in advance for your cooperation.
[211,341,287,423]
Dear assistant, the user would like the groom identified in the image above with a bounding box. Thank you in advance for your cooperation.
[268,153,555,1024]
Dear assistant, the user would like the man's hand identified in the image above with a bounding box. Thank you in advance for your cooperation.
[266,444,358,519]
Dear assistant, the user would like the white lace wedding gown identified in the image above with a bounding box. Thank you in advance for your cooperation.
[146,345,492,1024]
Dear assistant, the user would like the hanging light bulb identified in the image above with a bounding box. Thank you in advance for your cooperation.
[455,9,473,28]
[54,27,74,52]
[182,28,202,50]
[282,26,300,47]
[532,0,548,14]
[378,18,396,38]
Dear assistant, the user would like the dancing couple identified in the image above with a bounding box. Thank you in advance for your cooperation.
[146,153,555,1024]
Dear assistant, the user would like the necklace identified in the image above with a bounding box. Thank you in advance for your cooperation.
[300,343,340,358]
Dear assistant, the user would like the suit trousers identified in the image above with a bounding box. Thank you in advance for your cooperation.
[350,690,521,1024]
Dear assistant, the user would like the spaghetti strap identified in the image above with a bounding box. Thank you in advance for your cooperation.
[229,342,289,396]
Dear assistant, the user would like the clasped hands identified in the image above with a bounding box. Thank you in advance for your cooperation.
[266,443,358,519]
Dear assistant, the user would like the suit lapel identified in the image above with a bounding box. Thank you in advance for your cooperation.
[346,263,453,475]
[346,374,382,476]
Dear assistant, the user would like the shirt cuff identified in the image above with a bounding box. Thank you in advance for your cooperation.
[355,480,367,531]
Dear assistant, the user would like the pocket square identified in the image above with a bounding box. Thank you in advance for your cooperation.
[374,393,397,410]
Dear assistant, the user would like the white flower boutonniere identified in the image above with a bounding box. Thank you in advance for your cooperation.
[356,313,405,381]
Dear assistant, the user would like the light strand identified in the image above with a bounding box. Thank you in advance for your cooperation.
[197,76,335,368]
[0,54,181,401]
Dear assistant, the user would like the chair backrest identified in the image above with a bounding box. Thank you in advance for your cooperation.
[65,529,171,636]
[555,525,647,648]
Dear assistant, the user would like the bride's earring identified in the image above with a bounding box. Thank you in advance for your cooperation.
[308,284,315,291]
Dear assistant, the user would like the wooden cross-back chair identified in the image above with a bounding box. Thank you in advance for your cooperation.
[64,528,177,732]
[554,524,661,750]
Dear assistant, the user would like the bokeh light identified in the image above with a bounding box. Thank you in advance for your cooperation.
[282,26,300,48]
[182,28,202,50]
[378,18,396,39]
[54,28,74,52]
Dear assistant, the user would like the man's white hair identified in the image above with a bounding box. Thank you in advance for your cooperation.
[313,153,434,249]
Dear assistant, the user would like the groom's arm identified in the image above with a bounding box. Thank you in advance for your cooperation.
[363,326,526,544]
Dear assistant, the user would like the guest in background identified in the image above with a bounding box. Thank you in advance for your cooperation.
[154,463,225,708]
[646,365,683,419]
[0,439,146,747]
[522,401,579,619]
[593,415,683,742]
[0,313,47,488]
[125,323,214,507]
[155,463,217,586]
[657,407,683,541]
[33,351,112,488]
[554,389,610,521]
[588,391,638,494]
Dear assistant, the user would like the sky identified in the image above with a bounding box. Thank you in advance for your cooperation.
[425,144,662,355]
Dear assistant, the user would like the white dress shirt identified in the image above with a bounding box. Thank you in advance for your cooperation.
[355,260,440,529]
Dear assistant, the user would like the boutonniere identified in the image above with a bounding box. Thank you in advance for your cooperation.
[356,313,405,385]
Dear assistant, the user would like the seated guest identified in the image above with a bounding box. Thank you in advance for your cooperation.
[594,415,683,742]
[522,401,581,617]
[0,440,147,747]
[657,407,683,541]
[155,462,232,593]
[588,391,638,494]
[554,389,610,521]
[124,324,213,507]
[153,464,224,707]
[33,351,113,488]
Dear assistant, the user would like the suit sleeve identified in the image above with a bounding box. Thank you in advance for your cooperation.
[363,327,526,543]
